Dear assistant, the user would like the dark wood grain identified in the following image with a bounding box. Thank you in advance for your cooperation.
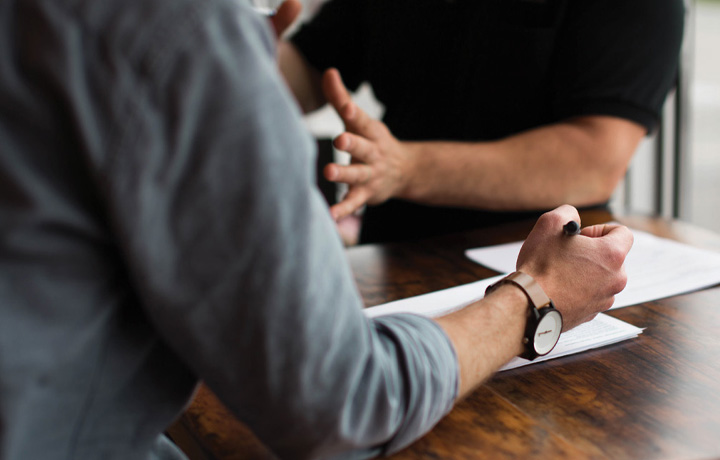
[169,212,720,459]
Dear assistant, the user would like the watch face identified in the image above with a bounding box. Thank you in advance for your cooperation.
[533,310,562,356]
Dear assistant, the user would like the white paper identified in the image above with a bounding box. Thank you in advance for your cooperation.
[363,278,643,371]
[363,274,504,319]
[464,228,720,309]
[500,314,643,371]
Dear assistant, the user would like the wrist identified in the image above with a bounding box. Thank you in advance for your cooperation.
[482,283,529,357]
[395,141,426,201]
[435,280,528,396]
[486,271,563,360]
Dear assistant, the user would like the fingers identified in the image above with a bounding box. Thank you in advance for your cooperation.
[329,188,371,221]
[324,162,373,185]
[322,68,353,115]
[270,0,302,38]
[573,221,633,297]
[551,204,581,230]
[333,132,376,163]
[324,131,378,184]
[579,224,607,238]
[607,226,634,259]
[582,222,629,238]
[582,223,634,252]
[530,204,581,236]
[322,69,378,136]
[536,206,633,256]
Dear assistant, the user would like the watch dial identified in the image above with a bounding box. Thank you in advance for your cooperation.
[534,310,562,355]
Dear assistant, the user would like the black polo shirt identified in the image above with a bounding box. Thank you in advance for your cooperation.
[292,0,685,243]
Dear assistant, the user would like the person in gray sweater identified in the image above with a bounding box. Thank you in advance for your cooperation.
[0,0,633,458]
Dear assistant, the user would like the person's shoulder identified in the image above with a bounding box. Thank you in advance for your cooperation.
[574,0,684,18]
[582,0,684,10]
[642,0,685,13]
[625,0,685,38]
[53,0,272,81]
[572,0,684,36]
[612,0,684,19]
[55,0,266,59]
[627,0,685,19]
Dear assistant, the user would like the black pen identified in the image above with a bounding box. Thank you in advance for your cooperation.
[563,220,581,236]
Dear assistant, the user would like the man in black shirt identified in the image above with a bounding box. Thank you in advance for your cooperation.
[280,0,685,243]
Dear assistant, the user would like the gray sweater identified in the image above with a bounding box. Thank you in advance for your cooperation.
[0,0,458,458]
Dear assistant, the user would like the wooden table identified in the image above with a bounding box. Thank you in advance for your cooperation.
[168,210,720,459]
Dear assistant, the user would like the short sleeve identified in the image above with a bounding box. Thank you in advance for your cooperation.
[550,0,685,133]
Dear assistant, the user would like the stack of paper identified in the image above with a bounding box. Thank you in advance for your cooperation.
[500,314,642,370]
[363,275,643,371]
[465,227,720,309]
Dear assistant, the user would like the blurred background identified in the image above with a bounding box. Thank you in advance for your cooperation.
[689,0,720,232]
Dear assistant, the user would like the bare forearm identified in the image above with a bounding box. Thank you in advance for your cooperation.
[435,285,527,398]
[401,116,644,211]
[278,41,325,113]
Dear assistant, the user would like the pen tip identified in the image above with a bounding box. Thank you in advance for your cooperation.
[563,221,580,235]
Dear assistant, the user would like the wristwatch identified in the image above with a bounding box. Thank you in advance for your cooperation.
[485,271,563,360]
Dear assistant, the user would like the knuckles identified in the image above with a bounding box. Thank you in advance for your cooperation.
[602,296,615,312]
[611,269,628,295]
[534,210,560,232]
[604,241,630,269]
[535,205,578,233]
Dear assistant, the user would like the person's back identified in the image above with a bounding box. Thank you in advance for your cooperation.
[0,2,463,458]
[0,0,205,457]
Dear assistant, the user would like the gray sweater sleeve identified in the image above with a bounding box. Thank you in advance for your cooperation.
[91,1,458,458]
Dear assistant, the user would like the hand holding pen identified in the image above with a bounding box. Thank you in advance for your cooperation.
[515,205,633,330]
[563,220,581,236]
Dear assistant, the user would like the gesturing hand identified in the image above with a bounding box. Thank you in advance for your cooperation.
[516,205,634,331]
[321,68,413,221]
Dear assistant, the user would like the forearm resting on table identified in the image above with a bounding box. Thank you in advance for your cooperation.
[435,284,528,398]
[400,116,645,211]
